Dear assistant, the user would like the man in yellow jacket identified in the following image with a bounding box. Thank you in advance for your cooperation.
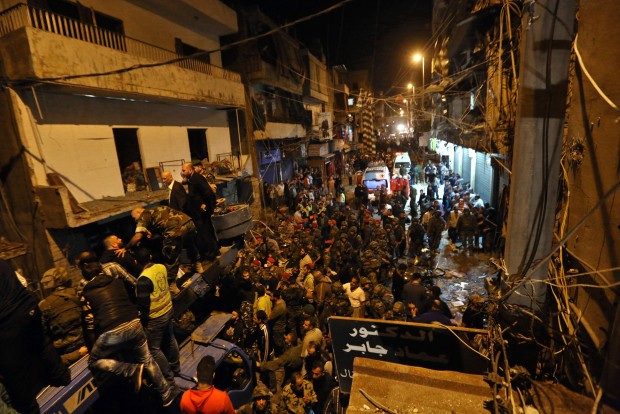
[135,248,180,384]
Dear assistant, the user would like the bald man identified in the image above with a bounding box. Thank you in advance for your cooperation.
[181,162,219,261]
[161,170,187,213]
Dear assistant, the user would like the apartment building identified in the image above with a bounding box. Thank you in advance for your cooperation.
[0,0,245,277]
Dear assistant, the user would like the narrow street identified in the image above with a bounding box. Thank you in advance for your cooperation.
[0,0,618,413]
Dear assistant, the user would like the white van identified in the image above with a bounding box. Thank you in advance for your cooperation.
[363,164,391,201]
[393,152,412,176]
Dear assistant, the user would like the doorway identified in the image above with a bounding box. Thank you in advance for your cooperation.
[188,128,208,162]
[113,128,145,192]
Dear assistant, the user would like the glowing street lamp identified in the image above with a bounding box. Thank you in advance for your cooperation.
[413,53,425,110]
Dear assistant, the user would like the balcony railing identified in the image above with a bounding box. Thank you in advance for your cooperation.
[0,3,240,82]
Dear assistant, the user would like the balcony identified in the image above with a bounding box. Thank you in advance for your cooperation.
[244,53,303,95]
[0,4,244,108]
[302,50,329,104]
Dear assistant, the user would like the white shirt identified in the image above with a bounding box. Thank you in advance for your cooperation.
[343,283,365,308]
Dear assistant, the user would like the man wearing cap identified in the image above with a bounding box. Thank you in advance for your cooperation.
[39,266,88,366]
[237,382,278,413]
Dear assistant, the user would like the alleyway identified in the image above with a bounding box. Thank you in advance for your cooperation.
[340,179,493,322]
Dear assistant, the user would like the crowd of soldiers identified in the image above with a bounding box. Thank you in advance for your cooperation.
[0,154,492,414]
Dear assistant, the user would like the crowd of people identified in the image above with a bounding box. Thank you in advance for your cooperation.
[0,153,493,413]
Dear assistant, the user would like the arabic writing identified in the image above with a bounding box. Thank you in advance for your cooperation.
[339,369,353,379]
[342,341,388,356]
[394,346,449,363]
[349,326,379,338]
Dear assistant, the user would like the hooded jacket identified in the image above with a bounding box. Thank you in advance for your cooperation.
[179,387,235,414]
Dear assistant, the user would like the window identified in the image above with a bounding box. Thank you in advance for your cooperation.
[188,129,208,162]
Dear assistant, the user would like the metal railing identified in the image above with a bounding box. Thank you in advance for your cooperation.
[0,3,240,82]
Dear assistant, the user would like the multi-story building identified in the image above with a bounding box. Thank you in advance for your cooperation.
[429,0,515,206]
[223,5,308,186]
[0,0,245,279]
[223,5,349,189]
[430,0,620,406]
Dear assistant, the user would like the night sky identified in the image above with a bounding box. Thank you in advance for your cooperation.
[228,0,433,96]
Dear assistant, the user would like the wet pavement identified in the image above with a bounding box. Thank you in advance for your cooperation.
[345,180,493,323]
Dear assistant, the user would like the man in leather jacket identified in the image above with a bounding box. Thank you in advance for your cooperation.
[77,251,176,407]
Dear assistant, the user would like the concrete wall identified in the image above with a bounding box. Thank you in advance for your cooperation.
[0,28,244,108]
[11,90,237,202]
[564,0,619,348]
[33,123,195,202]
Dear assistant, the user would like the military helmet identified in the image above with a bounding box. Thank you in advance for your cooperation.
[41,266,69,290]
[392,301,406,316]
[252,383,272,399]
[373,284,386,298]
[332,281,344,295]
[372,298,386,315]
[382,292,395,308]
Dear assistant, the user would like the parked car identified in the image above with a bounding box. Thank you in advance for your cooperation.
[363,164,391,201]
[393,152,412,177]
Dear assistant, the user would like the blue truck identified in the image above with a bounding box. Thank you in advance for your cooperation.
[37,312,254,413]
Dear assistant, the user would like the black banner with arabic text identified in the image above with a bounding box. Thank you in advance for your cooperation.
[328,317,488,393]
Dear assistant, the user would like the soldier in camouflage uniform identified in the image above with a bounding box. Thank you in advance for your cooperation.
[387,301,408,321]
[324,281,353,319]
[125,206,198,281]
[361,242,381,274]
[237,382,278,413]
[280,372,317,414]
[39,267,88,366]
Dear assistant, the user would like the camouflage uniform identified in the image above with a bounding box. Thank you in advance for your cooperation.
[39,267,85,366]
[280,379,317,414]
[135,206,198,278]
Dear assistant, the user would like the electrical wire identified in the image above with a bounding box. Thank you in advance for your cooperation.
[501,178,620,300]
[573,34,618,111]
[436,322,491,361]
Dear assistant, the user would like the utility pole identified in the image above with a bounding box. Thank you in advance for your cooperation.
[243,85,266,218]
[503,0,577,310]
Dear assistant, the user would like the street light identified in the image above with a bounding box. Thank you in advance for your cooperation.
[413,53,425,111]
[406,83,414,135]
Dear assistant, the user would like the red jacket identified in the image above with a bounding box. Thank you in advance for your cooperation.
[180,387,235,414]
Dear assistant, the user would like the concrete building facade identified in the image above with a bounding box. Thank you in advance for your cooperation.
[0,0,245,280]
